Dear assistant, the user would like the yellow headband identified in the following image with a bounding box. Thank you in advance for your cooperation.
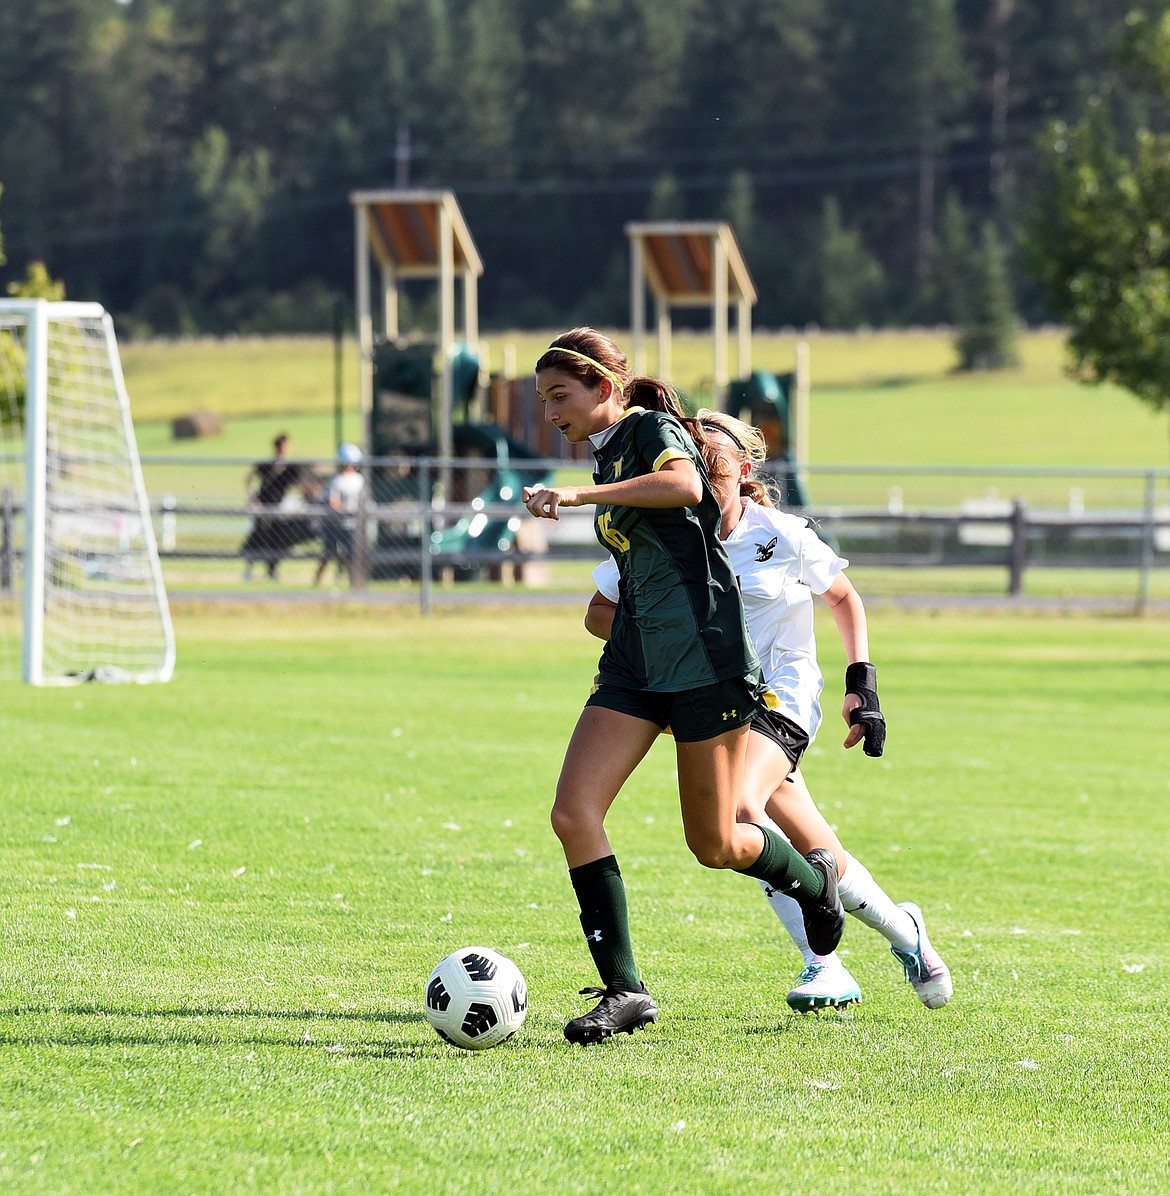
[543,345,624,389]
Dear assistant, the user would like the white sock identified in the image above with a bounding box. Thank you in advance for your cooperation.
[753,815,842,969]
[758,879,847,969]
[753,816,812,964]
[837,852,919,953]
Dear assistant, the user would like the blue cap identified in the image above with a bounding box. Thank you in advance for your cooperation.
[337,443,362,465]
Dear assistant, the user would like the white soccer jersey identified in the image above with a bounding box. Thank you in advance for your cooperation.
[592,498,848,738]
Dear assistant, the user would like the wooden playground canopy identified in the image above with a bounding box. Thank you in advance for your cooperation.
[626,221,757,391]
[350,189,484,463]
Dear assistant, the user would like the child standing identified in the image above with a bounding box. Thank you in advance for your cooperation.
[313,443,365,587]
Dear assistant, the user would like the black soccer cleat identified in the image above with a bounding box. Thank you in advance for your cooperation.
[563,983,658,1046]
[802,848,846,957]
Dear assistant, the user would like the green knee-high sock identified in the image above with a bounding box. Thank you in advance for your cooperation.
[736,824,825,904]
[568,854,641,990]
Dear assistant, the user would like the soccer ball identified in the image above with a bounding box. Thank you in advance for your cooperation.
[424,947,528,1050]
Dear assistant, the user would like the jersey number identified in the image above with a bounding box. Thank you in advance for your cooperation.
[597,512,631,553]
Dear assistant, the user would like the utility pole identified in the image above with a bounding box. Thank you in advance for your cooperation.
[989,0,1015,206]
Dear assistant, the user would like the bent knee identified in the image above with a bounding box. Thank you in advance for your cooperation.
[685,833,738,871]
[735,800,768,825]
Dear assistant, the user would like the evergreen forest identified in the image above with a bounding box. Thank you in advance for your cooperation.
[0,0,1163,337]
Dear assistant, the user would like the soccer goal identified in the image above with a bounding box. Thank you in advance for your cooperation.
[0,300,175,685]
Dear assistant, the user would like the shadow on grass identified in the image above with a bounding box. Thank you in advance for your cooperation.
[825,374,932,391]
[0,1001,422,1024]
[871,375,925,389]
[743,1012,860,1034]
[0,1003,559,1057]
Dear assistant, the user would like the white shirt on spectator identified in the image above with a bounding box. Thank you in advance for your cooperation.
[328,470,364,515]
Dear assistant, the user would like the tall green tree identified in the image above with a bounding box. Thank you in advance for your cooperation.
[826,0,972,300]
[956,220,1018,369]
[0,0,112,260]
[1026,9,1170,454]
[816,196,885,328]
[930,190,973,325]
[648,173,687,222]
[188,127,275,299]
[457,0,525,178]
[721,171,757,257]
[929,192,1019,368]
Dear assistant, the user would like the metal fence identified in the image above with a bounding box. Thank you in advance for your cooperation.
[5,455,1169,612]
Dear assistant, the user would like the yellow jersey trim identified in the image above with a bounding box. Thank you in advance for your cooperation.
[652,448,690,472]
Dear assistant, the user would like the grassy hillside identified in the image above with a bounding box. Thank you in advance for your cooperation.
[120,329,1170,471]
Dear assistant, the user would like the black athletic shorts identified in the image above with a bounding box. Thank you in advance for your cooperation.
[586,674,768,743]
[749,708,811,767]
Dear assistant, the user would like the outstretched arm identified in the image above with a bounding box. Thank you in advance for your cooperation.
[523,458,701,520]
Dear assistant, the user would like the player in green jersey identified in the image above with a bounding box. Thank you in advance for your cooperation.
[591,410,953,1014]
[523,327,845,1045]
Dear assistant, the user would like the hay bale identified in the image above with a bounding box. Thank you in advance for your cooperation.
[171,410,224,440]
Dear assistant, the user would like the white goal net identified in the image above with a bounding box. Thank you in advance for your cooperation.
[0,300,174,684]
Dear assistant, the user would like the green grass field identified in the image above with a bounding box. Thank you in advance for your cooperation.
[121,328,1170,472]
[1,604,1166,1194]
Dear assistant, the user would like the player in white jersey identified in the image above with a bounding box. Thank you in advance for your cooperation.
[589,410,952,1012]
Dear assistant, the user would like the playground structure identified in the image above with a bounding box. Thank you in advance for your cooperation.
[350,189,551,577]
[351,188,481,469]
[627,221,811,508]
[346,196,813,579]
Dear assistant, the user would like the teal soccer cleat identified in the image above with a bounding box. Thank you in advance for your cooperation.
[785,959,863,1013]
[891,901,953,1009]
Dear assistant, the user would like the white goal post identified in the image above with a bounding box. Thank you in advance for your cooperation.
[0,300,175,685]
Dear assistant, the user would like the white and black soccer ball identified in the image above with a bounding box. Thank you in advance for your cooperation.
[424,947,528,1050]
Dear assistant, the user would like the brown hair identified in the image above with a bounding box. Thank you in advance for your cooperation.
[695,409,777,508]
[536,326,708,445]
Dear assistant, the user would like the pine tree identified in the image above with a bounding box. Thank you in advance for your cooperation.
[956,220,1018,370]
[817,197,885,329]
[648,173,686,222]
[930,191,972,326]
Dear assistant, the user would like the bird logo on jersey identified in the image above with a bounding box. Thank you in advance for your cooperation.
[755,536,778,562]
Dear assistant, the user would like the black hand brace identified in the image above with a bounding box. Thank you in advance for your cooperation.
[845,661,886,758]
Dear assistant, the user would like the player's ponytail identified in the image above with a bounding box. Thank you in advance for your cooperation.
[624,376,708,446]
[623,375,680,414]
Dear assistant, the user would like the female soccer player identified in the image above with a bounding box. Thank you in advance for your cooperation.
[522,328,845,1045]
[589,410,952,1012]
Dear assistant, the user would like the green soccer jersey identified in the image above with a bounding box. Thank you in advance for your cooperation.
[590,408,761,692]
